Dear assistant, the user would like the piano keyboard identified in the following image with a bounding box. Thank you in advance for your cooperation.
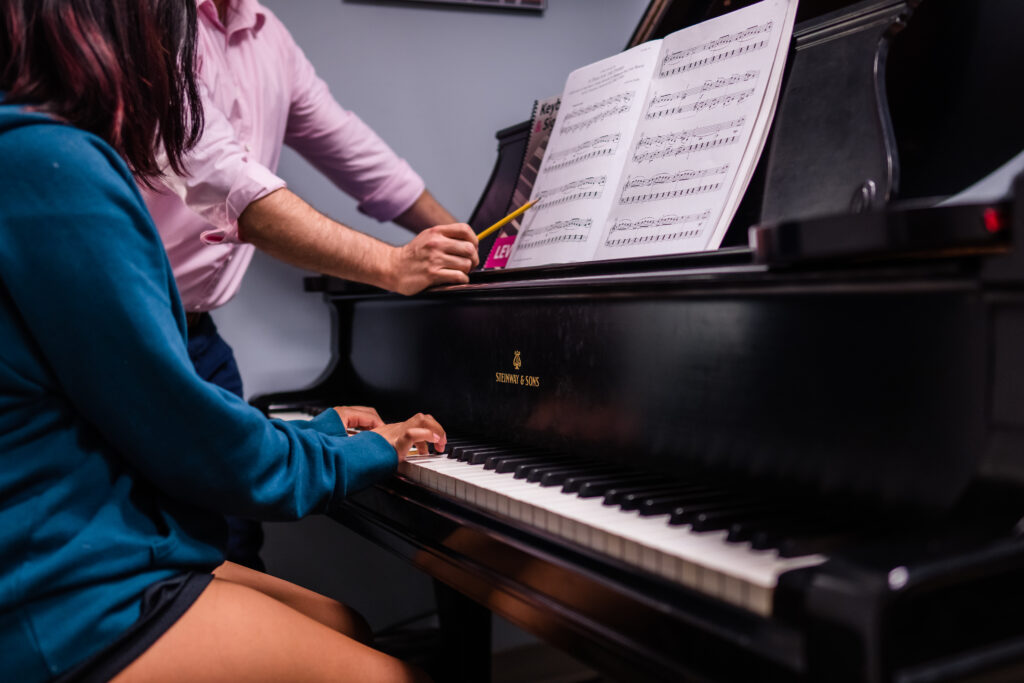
[399,440,828,617]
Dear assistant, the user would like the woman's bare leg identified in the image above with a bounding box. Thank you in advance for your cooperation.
[112,577,429,683]
[213,561,372,642]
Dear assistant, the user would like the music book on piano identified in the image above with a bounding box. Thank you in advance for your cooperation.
[504,0,798,269]
[483,94,561,269]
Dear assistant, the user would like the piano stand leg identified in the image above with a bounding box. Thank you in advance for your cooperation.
[433,579,492,683]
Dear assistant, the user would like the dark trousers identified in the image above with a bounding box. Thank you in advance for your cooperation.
[186,313,265,572]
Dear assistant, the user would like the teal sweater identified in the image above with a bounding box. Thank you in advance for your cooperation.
[0,103,396,680]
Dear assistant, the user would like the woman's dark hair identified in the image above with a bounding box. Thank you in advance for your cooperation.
[0,0,203,182]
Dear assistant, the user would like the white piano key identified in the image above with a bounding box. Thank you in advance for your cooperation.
[398,456,826,616]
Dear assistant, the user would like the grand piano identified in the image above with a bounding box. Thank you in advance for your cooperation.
[254,0,1024,680]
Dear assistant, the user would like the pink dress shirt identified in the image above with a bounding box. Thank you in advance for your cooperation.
[143,0,425,311]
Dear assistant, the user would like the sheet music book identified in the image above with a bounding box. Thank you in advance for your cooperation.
[505,0,798,269]
[484,95,561,269]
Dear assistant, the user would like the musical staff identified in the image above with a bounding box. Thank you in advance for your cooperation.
[561,92,634,122]
[533,176,607,210]
[660,21,774,77]
[645,87,755,120]
[632,118,745,164]
[646,71,758,117]
[604,210,711,247]
[545,134,622,172]
[618,165,729,205]
[517,218,593,251]
[559,91,636,135]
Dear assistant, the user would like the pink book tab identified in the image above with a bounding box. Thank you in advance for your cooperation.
[484,235,518,269]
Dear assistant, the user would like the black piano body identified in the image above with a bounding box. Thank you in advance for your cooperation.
[254,1,1024,680]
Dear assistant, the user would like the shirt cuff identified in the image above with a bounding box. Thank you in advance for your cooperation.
[356,161,426,223]
[200,162,287,245]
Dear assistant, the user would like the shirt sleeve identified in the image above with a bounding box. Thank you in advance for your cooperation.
[157,81,287,244]
[0,125,396,521]
[282,30,426,222]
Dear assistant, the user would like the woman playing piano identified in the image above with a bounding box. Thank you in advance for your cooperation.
[0,0,435,680]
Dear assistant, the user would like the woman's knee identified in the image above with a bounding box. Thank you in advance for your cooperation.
[213,561,372,641]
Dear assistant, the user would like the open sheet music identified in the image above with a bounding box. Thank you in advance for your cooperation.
[505,0,798,269]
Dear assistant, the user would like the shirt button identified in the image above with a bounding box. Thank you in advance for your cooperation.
[244,143,252,153]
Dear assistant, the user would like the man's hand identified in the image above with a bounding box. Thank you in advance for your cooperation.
[372,413,447,461]
[239,189,476,298]
[333,405,384,431]
[388,224,479,295]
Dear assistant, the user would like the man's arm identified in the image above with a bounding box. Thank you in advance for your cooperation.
[238,188,479,295]
[393,189,459,233]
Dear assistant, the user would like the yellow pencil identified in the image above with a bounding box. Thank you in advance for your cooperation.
[476,200,536,241]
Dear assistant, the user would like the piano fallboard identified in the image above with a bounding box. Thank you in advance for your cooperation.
[297,255,1014,512]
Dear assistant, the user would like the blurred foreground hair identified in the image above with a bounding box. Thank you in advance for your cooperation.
[0,0,203,182]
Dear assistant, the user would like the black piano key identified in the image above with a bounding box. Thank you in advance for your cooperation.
[606,482,714,508]
[520,460,599,482]
[455,446,503,462]
[433,438,473,456]
[620,485,727,511]
[448,442,491,460]
[576,474,665,499]
[469,446,546,466]
[561,467,640,493]
[534,465,601,487]
[510,456,580,477]
[525,462,606,485]
[670,499,768,526]
[726,511,808,542]
[540,464,621,488]
[462,444,531,463]
[690,503,782,532]
[483,452,534,470]
[490,453,565,473]
[458,445,514,463]
[638,490,733,517]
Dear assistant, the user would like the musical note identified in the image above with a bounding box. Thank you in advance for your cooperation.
[631,118,745,164]
[561,92,635,122]
[544,133,622,172]
[659,21,774,77]
[517,218,593,251]
[618,165,729,205]
[604,210,712,247]
[645,87,755,120]
[560,104,635,135]
[646,71,758,113]
[533,176,607,210]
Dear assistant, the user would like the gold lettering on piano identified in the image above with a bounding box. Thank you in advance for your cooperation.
[495,352,541,389]
[494,372,541,387]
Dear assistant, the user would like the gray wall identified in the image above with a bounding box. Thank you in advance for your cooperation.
[212,0,650,645]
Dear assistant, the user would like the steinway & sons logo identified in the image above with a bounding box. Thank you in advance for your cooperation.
[496,349,540,388]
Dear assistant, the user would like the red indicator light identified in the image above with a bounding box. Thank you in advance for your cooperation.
[983,208,1006,234]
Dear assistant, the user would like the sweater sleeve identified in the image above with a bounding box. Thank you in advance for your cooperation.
[0,123,396,520]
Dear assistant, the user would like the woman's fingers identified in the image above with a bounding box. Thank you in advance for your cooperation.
[333,406,385,430]
[370,413,447,461]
